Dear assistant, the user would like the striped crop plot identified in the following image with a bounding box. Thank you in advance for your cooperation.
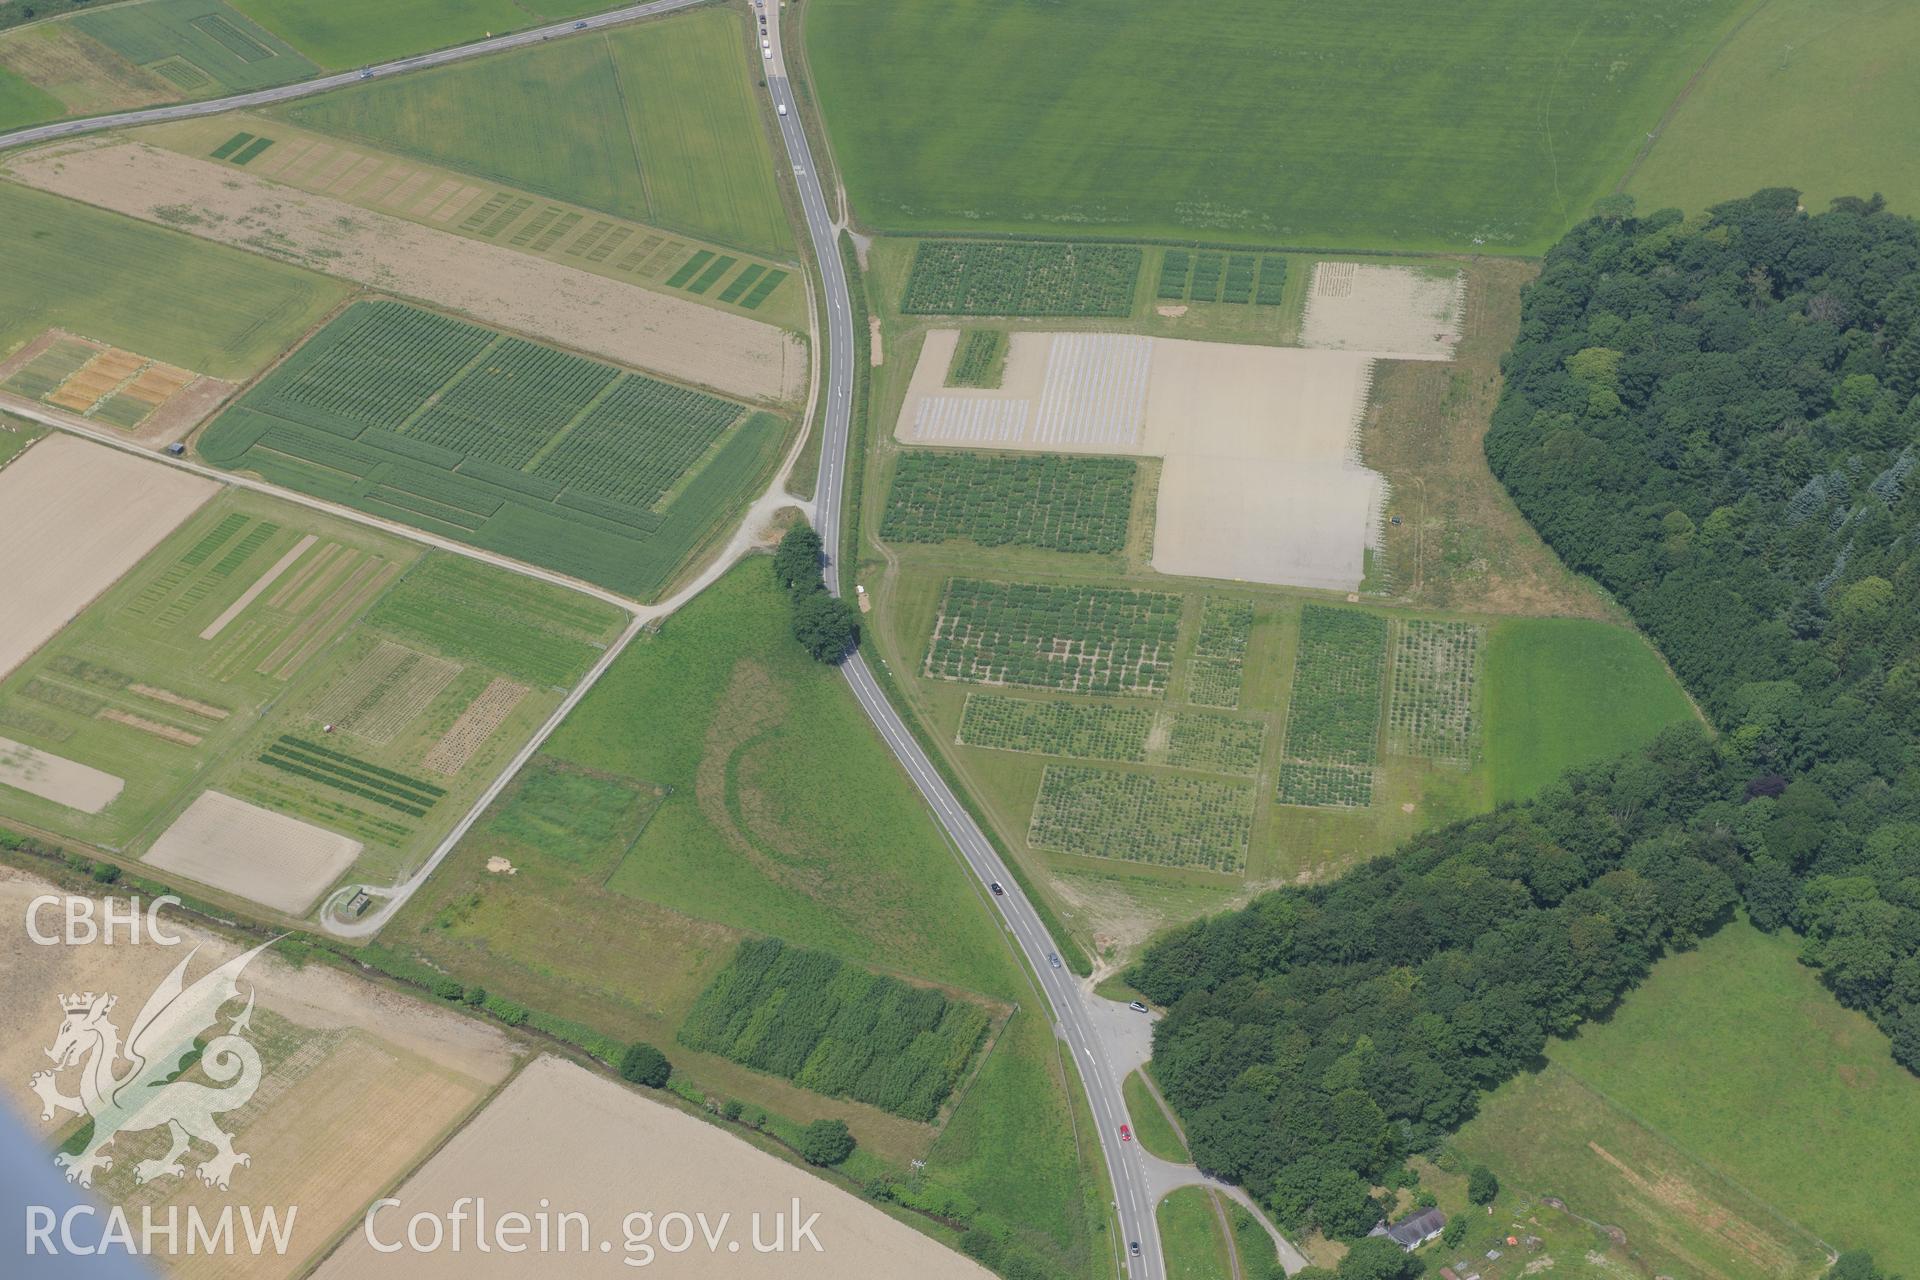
[1029,765,1252,872]
[197,301,785,599]
[924,579,1182,697]
[1386,619,1483,765]
[947,329,1008,387]
[72,0,317,96]
[1275,604,1388,808]
[902,241,1142,316]
[957,694,1153,763]
[1187,598,1254,708]
[881,452,1135,553]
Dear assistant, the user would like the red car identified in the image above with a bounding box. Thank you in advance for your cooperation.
[1119,1124,1132,1142]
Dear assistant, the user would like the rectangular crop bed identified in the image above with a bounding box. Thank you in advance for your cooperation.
[881,451,1134,553]
[1029,765,1252,871]
[924,577,1181,697]
[902,240,1141,316]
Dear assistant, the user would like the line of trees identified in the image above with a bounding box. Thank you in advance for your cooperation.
[774,524,860,662]
[1136,188,1920,1244]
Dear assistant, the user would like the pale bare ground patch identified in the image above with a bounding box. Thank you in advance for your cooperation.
[4,140,806,405]
[96,708,202,746]
[128,684,230,720]
[0,433,216,678]
[201,534,317,640]
[892,332,1387,590]
[1299,261,1465,360]
[0,23,178,116]
[315,1055,996,1279]
[0,867,519,1280]
[0,735,123,812]
[142,791,363,917]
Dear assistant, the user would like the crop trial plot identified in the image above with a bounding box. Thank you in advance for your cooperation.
[1187,597,1254,708]
[1276,604,1388,808]
[947,328,1008,387]
[902,241,1141,316]
[198,300,782,599]
[1029,765,1251,872]
[73,0,316,95]
[1386,619,1482,765]
[0,479,623,910]
[881,452,1135,553]
[924,578,1182,697]
[957,693,1152,763]
[1164,712,1266,777]
[0,329,221,436]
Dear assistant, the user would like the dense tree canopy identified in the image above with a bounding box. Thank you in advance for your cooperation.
[1136,190,1920,1239]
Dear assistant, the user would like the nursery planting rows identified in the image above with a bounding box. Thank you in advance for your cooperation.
[1275,604,1388,807]
[902,240,1142,316]
[1385,619,1483,765]
[881,452,1135,553]
[1029,765,1252,872]
[924,578,1181,696]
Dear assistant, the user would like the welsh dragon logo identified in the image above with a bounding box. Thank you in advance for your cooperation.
[29,940,272,1192]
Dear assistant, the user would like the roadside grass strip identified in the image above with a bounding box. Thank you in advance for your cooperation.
[678,937,993,1122]
[902,241,1141,316]
[1029,765,1251,872]
[1275,604,1387,808]
[1385,619,1482,765]
[1186,598,1253,708]
[198,300,776,599]
[957,694,1152,763]
[881,452,1134,553]
[924,578,1181,697]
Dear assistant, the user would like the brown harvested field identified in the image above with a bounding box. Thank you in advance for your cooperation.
[314,1055,995,1279]
[0,734,123,812]
[0,22,177,116]
[895,332,1387,590]
[0,432,217,678]
[142,790,364,916]
[423,676,527,775]
[4,140,806,404]
[0,867,518,1280]
[123,361,195,404]
[1299,261,1465,360]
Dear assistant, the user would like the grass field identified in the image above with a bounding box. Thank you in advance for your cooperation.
[196,300,785,599]
[0,184,345,379]
[0,62,63,129]
[1158,1188,1233,1280]
[232,0,533,67]
[280,10,791,256]
[385,562,1104,1275]
[1481,617,1697,803]
[0,487,622,896]
[1626,0,1920,223]
[808,0,1747,251]
[72,0,317,94]
[1456,922,1910,1277]
[1123,1070,1187,1162]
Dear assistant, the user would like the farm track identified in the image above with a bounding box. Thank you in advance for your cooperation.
[0,5,1309,1277]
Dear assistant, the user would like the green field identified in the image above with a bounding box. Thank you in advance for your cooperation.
[196,300,783,599]
[0,184,345,379]
[881,452,1136,553]
[0,62,63,129]
[1274,604,1388,808]
[0,488,622,893]
[1481,617,1697,803]
[1030,765,1252,872]
[1456,922,1909,1277]
[1627,0,1920,224]
[1122,1070,1187,1162]
[231,0,532,67]
[72,0,317,94]
[1157,1188,1232,1280]
[810,0,1746,251]
[280,10,791,256]
[946,328,1007,387]
[385,562,1104,1275]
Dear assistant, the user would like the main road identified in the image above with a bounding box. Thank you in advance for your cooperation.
[0,5,1174,1274]
[758,12,1170,1278]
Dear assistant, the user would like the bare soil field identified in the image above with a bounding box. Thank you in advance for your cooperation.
[894,333,1386,589]
[142,790,363,916]
[0,432,216,678]
[315,1055,994,1278]
[0,735,123,812]
[4,140,806,404]
[0,867,517,1280]
[1299,261,1465,360]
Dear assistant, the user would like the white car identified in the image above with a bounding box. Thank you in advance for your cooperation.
[762,38,770,49]
[777,103,788,116]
